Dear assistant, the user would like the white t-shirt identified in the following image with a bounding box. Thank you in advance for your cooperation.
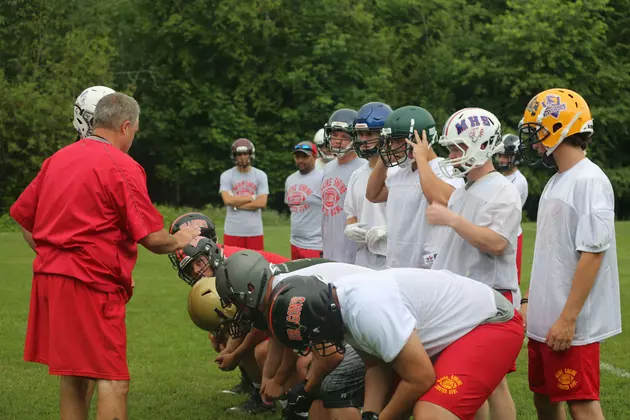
[385,158,464,268]
[344,162,387,270]
[335,268,499,362]
[219,167,269,236]
[527,159,621,345]
[272,262,374,289]
[504,169,529,236]
[321,157,366,264]
[285,169,324,250]
[432,172,522,302]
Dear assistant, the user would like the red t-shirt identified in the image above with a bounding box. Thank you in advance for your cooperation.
[10,138,164,301]
[220,244,289,264]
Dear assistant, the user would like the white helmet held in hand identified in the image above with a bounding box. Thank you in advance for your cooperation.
[438,107,503,178]
[73,85,116,138]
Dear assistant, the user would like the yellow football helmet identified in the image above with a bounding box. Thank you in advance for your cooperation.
[519,88,593,156]
[187,277,237,333]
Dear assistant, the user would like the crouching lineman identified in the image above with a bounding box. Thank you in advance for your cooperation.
[168,216,289,414]
[266,268,524,420]
[215,251,372,420]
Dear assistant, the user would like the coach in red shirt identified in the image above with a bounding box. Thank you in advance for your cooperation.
[10,92,200,420]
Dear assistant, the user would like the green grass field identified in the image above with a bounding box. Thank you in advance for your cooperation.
[1,223,628,419]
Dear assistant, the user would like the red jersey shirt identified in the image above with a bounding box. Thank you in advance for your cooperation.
[220,244,289,264]
[10,138,164,301]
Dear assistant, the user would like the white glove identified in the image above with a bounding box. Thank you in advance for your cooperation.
[344,223,368,244]
[366,225,388,256]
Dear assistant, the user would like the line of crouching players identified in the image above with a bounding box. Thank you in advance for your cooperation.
[170,89,621,420]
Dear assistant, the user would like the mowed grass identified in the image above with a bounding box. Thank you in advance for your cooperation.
[0,223,628,419]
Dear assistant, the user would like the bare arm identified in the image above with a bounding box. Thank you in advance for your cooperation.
[139,226,200,254]
[366,158,389,203]
[347,216,358,225]
[262,336,285,381]
[449,214,509,256]
[379,332,436,420]
[230,328,268,362]
[238,194,268,210]
[408,132,455,206]
[304,347,344,393]
[220,191,254,207]
[416,156,455,206]
[560,251,605,322]
[356,349,393,414]
[21,227,36,252]
[271,347,298,385]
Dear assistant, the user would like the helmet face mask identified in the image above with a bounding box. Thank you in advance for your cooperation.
[170,236,224,286]
[378,106,437,168]
[313,128,335,161]
[324,109,358,156]
[352,102,393,159]
[231,138,255,168]
[352,126,381,159]
[379,120,415,168]
[495,134,522,171]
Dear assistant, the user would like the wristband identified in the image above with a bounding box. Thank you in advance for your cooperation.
[520,298,528,305]
[362,412,379,420]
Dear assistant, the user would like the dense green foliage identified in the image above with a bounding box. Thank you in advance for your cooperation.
[2,0,629,219]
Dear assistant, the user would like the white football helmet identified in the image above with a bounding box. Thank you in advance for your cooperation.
[438,107,503,178]
[313,127,334,161]
[73,86,115,138]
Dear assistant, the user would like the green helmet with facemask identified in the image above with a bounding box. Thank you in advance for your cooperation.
[379,106,437,168]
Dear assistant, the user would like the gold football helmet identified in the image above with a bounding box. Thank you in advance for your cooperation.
[187,277,237,333]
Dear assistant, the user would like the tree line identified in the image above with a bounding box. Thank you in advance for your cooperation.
[1,0,629,220]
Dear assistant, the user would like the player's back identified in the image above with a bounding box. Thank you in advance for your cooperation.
[337,267,500,358]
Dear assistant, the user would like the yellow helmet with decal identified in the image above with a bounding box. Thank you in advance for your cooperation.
[519,88,593,154]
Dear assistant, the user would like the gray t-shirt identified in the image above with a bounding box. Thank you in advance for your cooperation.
[321,157,366,263]
[219,167,269,236]
[285,169,324,250]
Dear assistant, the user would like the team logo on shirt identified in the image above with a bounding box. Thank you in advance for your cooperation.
[555,368,578,390]
[434,375,462,395]
[232,180,258,196]
[322,177,347,217]
[286,296,305,342]
[286,184,313,213]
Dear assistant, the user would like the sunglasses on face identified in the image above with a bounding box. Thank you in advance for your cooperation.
[294,144,314,153]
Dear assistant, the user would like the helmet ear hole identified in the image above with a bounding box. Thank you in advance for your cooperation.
[248,283,255,293]
[553,123,563,133]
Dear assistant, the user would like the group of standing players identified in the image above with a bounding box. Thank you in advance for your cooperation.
[10,85,621,420]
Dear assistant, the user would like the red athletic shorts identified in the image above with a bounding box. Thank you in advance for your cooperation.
[516,233,523,285]
[396,313,524,420]
[290,244,323,260]
[528,339,600,402]
[24,274,129,380]
[223,234,264,251]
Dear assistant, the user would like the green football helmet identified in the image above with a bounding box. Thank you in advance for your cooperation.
[379,106,437,168]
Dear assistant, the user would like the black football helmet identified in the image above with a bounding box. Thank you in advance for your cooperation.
[169,236,224,286]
